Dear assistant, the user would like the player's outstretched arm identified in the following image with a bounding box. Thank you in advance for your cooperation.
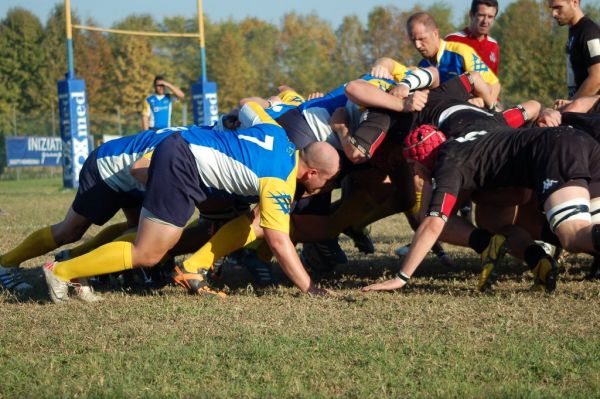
[560,95,600,113]
[362,215,446,292]
[263,227,329,295]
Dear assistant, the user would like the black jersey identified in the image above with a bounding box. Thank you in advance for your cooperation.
[567,16,600,98]
[562,111,600,142]
[351,75,507,157]
[428,126,600,219]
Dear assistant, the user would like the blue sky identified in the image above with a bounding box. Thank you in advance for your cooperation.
[1,0,516,29]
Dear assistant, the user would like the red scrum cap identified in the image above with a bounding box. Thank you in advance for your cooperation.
[402,124,446,170]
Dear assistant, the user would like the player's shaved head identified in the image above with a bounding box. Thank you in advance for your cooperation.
[301,141,341,178]
[407,12,438,33]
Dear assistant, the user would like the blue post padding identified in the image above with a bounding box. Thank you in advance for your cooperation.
[200,47,208,84]
[66,38,75,80]
[191,81,219,127]
[57,78,90,189]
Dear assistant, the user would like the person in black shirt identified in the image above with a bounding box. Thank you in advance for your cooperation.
[361,112,600,293]
[549,0,600,99]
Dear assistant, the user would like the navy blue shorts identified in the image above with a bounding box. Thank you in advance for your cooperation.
[143,133,210,228]
[276,108,316,149]
[72,148,142,225]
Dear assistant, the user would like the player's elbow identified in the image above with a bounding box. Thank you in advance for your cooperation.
[344,80,363,102]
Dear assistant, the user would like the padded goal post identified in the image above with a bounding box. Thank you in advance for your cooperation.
[61,0,217,188]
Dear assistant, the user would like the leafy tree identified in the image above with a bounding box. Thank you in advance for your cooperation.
[365,6,406,63]
[427,2,456,37]
[110,35,156,133]
[495,0,565,105]
[335,15,368,82]
[239,18,281,97]
[207,22,257,111]
[0,8,45,118]
[278,12,338,94]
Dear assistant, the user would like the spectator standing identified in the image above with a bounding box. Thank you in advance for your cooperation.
[142,75,185,130]
[549,0,600,99]
[445,0,500,76]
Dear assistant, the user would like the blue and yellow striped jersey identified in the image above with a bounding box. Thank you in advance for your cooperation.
[96,129,176,194]
[418,40,499,85]
[181,103,298,233]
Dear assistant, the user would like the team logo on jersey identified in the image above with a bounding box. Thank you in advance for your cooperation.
[542,178,559,193]
[490,52,496,63]
[268,191,292,214]
[471,54,489,72]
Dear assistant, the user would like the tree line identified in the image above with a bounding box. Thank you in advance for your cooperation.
[1,0,599,139]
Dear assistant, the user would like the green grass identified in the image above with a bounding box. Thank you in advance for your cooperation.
[1,178,600,398]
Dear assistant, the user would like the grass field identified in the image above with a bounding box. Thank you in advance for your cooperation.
[1,178,600,398]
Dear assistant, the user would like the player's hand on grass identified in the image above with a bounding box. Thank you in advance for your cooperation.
[362,277,406,292]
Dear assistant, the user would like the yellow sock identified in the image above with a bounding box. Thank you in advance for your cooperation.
[53,241,133,281]
[0,226,56,267]
[68,222,129,258]
[183,214,256,272]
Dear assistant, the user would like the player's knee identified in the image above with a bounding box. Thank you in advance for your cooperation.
[131,249,165,268]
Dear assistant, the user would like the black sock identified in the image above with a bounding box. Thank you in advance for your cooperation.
[468,228,493,254]
[524,244,547,270]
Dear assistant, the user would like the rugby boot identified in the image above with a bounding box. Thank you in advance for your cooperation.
[531,255,559,292]
[72,278,103,302]
[0,265,32,292]
[477,234,508,292]
[343,227,375,254]
[172,266,227,298]
[43,261,71,303]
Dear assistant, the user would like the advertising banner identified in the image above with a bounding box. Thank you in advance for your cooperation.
[5,137,62,167]
[57,78,90,188]
[191,81,219,127]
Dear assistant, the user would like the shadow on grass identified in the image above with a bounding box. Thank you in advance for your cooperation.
[8,250,597,304]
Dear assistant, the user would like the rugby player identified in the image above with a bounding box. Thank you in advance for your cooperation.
[0,128,178,295]
[42,102,341,303]
[358,79,600,292]
[403,11,501,104]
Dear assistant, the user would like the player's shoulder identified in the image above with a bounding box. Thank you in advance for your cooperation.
[445,40,477,54]
[444,30,469,40]
[580,16,600,35]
